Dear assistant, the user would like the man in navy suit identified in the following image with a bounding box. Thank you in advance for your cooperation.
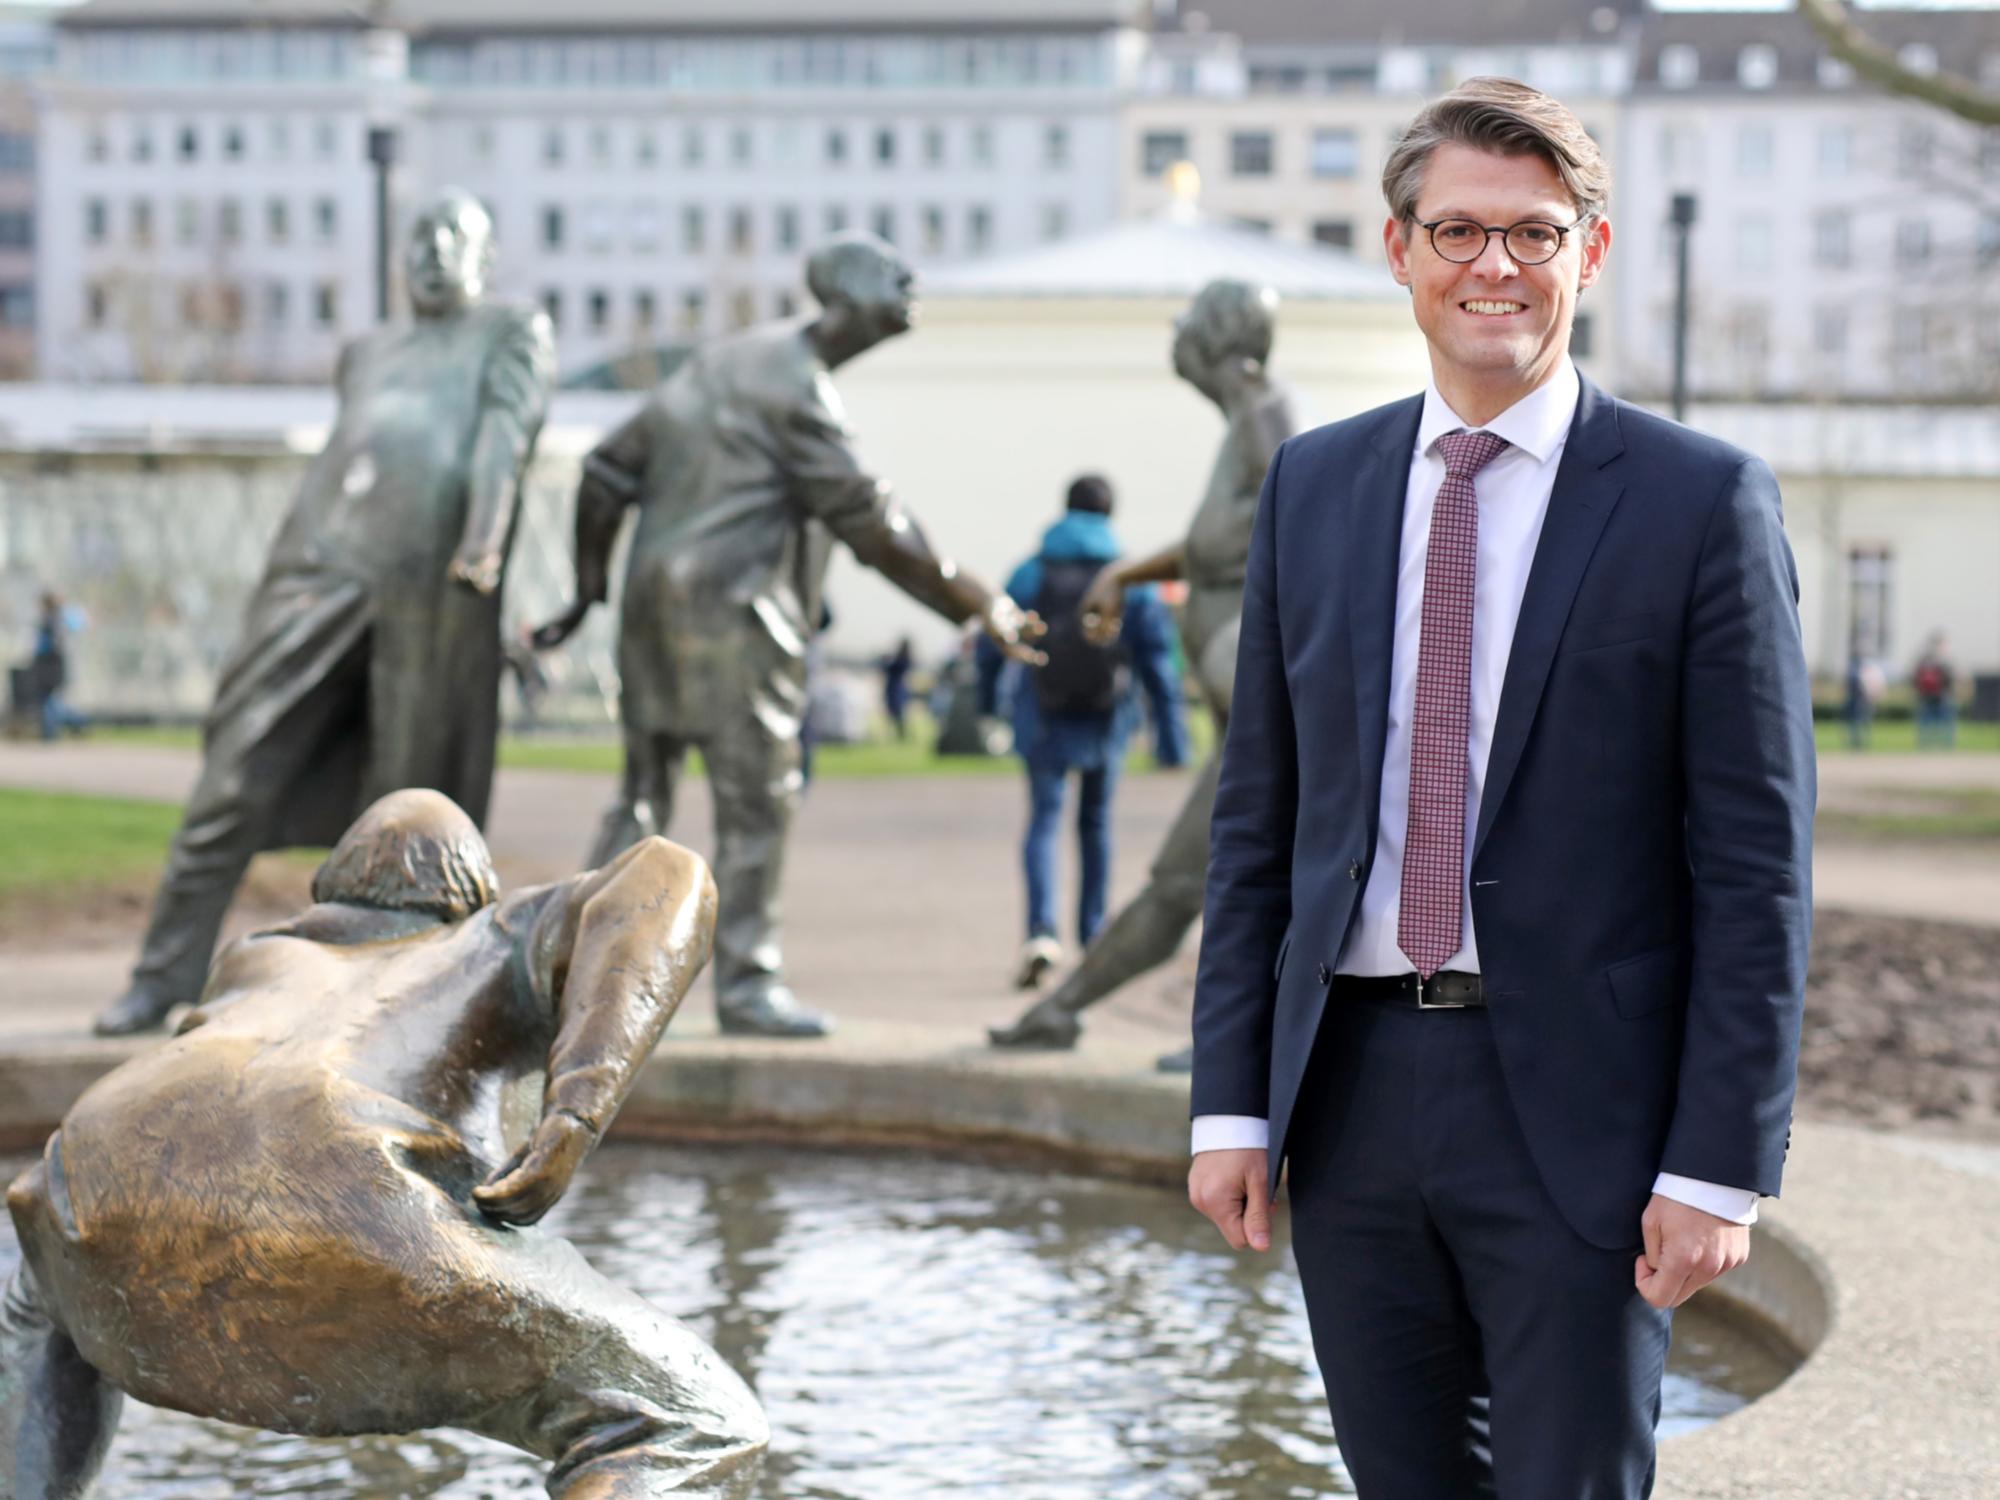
[1187,78,1814,1499]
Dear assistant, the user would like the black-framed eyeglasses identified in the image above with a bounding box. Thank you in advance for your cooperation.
[1417,217,1584,265]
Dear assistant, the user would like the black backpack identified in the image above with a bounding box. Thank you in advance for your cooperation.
[1032,557,1129,717]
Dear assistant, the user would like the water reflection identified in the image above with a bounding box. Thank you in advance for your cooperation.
[0,1144,1791,1498]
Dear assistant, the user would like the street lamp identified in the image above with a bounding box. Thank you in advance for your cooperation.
[367,125,397,324]
[1669,192,1697,423]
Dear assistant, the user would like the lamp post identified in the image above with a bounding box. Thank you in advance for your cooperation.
[1669,192,1697,423]
[367,125,397,324]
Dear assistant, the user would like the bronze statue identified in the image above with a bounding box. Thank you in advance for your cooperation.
[535,233,1042,1039]
[94,191,558,1037]
[5,790,767,1499]
[990,280,1306,1070]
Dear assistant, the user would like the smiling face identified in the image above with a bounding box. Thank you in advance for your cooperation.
[1384,141,1609,413]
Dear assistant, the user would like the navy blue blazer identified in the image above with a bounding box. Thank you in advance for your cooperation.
[1190,375,1816,1250]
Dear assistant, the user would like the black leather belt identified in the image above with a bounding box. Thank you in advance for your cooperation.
[1332,971,1485,1009]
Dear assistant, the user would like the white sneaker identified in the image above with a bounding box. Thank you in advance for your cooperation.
[1013,935,1063,990]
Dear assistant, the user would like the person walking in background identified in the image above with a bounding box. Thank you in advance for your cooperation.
[31,591,88,741]
[1188,79,1813,1498]
[1842,647,1884,750]
[879,636,915,741]
[979,475,1182,990]
[1913,632,1956,749]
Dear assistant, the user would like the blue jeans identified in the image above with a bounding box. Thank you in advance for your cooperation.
[39,692,86,740]
[1022,758,1116,944]
[1916,697,1956,749]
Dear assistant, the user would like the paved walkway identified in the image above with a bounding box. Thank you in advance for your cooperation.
[2,742,1996,1043]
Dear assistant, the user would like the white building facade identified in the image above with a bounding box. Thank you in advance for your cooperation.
[37,0,1144,383]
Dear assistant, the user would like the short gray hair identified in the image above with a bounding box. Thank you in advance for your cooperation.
[1186,279,1278,366]
[805,232,903,308]
[312,789,499,922]
[1381,77,1610,226]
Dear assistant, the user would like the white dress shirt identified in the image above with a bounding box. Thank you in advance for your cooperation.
[1191,360,1758,1227]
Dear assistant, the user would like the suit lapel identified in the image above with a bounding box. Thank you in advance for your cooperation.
[1347,397,1422,853]
[1471,376,1627,863]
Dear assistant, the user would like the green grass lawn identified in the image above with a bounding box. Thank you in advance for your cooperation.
[0,786,187,899]
[1814,720,2000,754]
[1816,788,2000,841]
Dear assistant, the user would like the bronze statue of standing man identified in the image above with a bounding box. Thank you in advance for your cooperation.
[991,279,1306,1069]
[95,190,557,1037]
[536,233,1042,1038]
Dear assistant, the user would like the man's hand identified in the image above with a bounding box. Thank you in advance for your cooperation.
[1079,564,1125,645]
[1189,1147,1275,1252]
[448,545,504,596]
[474,1111,597,1226]
[982,594,1047,666]
[530,600,593,651]
[1634,1193,1750,1309]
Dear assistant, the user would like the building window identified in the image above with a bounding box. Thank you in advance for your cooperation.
[826,128,847,166]
[729,207,752,254]
[776,290,797,318]
[313,119,338,160]
[1657,123,1702,177]
[543,206,564,250]
[1812,210,1850,269]
[218,198,242,244]
[1731,303,1770,369]
[267,120,290,159]
[589,125,611,166]
[178,124,198,161]
[730,289,755,329]
[681,287,705,333]
[266,199,288,245]
[1735,216,1772,274]
[266,281,288,327]
[85,199,107,244]
[314,198,337,243]
[635,129,656,166]
[131,125,153,163]
[776,205,799,251]
[582,204,613,252]
[921,205,945,254]
[1312,219,1354,250]
[1817,56,1854,88]
[1897,44,1938,77]
[176,198,200,246]
[86,282,107,329]
[1736,124,1773,178]
[874,126,896,166]
[683,205,705,253]
[1230,130,1274,177]
[1737,45,1778,88]
[0,284,30,328]
[1659,44,1699,87]
[1232,216,1272,236]
[635,288,656,330]
[968,203,992,253]
[1045,123,1069,169]
[1897,122,1933,178]
[216,283,244,332]
[1817,125,1852,178]
[1570,311,1594,358]
[823,204,848,236]
[923,125,945,167]
[730,127,752,166]
[223,123,244,160]
[541,289,561,331]
[474,124,496,162]
[1311,127,1359,179]
[1041,203,1067,242]
[970,124,994,167]
[1813,304,1847,356]
[631,203,660,251]
[314,281,338,328]
[0,210,29,249]
[683,126,705,167]
[81,127,102,164]
[1140,130,1188,178]
[1892,306,1928,355]
[132,200,154,247]
[1846,546,1892,662]
[543,126,564,166]
[1979,213,2000,268]
[588,288,609,332]
[1895,217,1931,268]
[872,205,895,244]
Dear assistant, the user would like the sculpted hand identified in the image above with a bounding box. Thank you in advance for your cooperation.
[1079,565,1125,645]
[1189,1147,1275,1253]
[982,593,1047,667]
[474,1111,597,1226]
[530,600,593,651]
[1634,1193,1750,1309]
[448,545,504,596]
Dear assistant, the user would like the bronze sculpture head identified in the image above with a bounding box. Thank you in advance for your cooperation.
[405,189,495,319]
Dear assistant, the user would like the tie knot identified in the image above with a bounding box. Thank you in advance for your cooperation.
[1437,428,1509,479]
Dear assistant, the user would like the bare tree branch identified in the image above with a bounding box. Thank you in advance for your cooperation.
[1797,0,2000,127]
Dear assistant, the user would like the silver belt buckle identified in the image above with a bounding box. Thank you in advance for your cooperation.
[1416,973,1468,1010]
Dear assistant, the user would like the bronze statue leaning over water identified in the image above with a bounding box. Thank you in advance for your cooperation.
[2,790,767,1500]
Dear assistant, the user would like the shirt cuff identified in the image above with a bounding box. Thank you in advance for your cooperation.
[1652,1172,1760,1226]
[1191,1115,1270,1155]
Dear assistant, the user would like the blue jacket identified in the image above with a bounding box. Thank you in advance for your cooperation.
[1192,376,1815,1250]
[976,511,1185,772]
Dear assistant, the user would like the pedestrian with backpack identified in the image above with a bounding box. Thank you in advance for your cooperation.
[978,475,1183,989]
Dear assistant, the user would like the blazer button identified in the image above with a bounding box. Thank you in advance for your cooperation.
[1316,963,1331,985]
[1348,860,1363,880]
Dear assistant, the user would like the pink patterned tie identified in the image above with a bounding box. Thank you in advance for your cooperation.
[1399,428,1510,978]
